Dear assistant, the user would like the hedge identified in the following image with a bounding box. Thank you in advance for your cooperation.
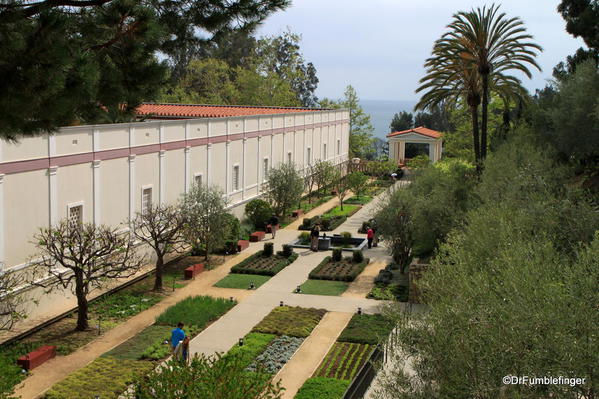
[230,251,299,276]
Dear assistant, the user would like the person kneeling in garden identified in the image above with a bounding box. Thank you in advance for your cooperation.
[171,322,186,356]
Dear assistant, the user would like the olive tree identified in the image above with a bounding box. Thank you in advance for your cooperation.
[264,163,303,217]
[32,221,145,331]
[180,184,231,261]
[130,203,186,291]
[331,168,351,210]
[346,171,369,199]
[313,160,336,197]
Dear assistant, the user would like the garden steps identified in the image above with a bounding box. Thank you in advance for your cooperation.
[274,311,354,399]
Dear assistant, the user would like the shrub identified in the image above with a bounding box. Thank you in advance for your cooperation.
[245,199,273,230]
[282,244,293,258]
[407,154,430,169]
[247,335,304,374]
[225,332,277,369]
[263,242,274,257]
[295,377,350,399]
[103,325,172,360]
[309,256,369,282]
[332,248,342,262]
[252,306,326,337]
[231,252,298,276]
[314,342,373,380]
[155,296,236,327]
[352,250,364,263]
[338,314,395,345]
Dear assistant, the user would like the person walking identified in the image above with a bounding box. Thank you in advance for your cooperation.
[269,214,279,239]
[171,322,186,355]
[181,336,190,364]
[367,227,374,249]
[310,223,321,251]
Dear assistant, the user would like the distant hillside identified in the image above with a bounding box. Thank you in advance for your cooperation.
[361,99,417,140]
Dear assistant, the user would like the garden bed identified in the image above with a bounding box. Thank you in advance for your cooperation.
[214,274,271,289]
[298,204,361,232]
[344,196,373,205]
[230,251,298,276]
[295,377,350,399]
[313,342,373,380]
[309,256,369,282]
[297,280,349,296]
[247,335,304,374]
[337,314,395,345]
[367,282,408,301]
[252,306,326,337]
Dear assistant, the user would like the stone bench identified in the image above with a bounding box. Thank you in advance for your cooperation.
[291,209,304,218]
[249,231,265,242]
[184,263,205,279]
[237,240,249,252]
[17,345,56,370]
[265,224,280,233]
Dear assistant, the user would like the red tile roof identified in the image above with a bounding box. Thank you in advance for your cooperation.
[136,103,321,119]
[387,126,442,139]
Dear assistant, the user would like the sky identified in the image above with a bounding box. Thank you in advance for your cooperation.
[257,0,586,102]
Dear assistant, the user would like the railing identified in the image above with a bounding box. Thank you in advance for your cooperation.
[342,347,383,399]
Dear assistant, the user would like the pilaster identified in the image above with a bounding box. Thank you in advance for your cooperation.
[92,160,101,224]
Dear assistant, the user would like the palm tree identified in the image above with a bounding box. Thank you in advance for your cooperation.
[442,4,542,159]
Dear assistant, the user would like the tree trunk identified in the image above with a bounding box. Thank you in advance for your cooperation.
[481,73,489,160]
[470,105,481,169]
[74,271,89,331]
[153,254,164,291]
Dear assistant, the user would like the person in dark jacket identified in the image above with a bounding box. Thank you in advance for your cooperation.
[269,214,279,239]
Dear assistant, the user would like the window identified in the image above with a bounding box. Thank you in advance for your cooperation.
[323,143,327,159]
[194,174,202,186]
[287,152,292,164]
[337,139,341,155]
[306,147,311,166]
[263,158,269,181]
[68,204,83,226]
[142,187,152,215]
[232,165,240,191]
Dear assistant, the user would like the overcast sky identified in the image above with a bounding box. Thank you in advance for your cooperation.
[257,0,586,101]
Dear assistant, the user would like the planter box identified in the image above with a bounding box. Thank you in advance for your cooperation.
[184,263,205,279]
[250,231,265,242]
[291,209,304,218]
[17,345,56,370]
[237,240,249,252]
[266,224,280,233]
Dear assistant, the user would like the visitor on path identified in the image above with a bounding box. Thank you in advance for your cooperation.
[181,336,190,364]
[367,228,374,249]
[372,225,378,247]
[269,214,279,239]
[310,224,321,251]
[171,322,186,352]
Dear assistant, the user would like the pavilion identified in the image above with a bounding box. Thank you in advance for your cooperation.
[387,126,443,164]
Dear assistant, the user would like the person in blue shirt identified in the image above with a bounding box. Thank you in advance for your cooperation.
[171,322,186,352]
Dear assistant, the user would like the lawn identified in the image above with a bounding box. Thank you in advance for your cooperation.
[252,306,326,337]
[155,295,236,327]
[295,377,350,399]
[214,274,271,289]
[324,204,361,217]
[337,314,395,345]
[298,280,349,296]
[309,256,369,282]
[230,251,298,276]
[313,342,373,380]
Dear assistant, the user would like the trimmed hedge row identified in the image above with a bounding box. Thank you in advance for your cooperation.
[230,251,299,276]
[309,256,370,282]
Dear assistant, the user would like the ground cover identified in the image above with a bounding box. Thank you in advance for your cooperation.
[323,204,361,218]
[294,377,350,399]
[101,325,172,360]
[298,213,347,232]
[313,342,373,380]
[252,306,326,338]
[299,195,334,214]
[155,295,236,327]
[225,332,277,369]
[214,273,271,289]
[337,314,395,345]
[343,196,373,205]
[43,357,154,399]
[230,251,298,276]
[367,282,408,301]
[309,256,369,282]
[297,280,349,296]
[247,335,304,374]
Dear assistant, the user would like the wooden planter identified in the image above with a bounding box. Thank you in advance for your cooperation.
[249,231,265,242]
[184,263,205,279]
[237,240,250,252]
[17,345,56,370]
[291,209,304,218]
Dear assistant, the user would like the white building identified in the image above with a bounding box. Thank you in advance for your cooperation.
[0,103,350,274]
[387,126,443,164]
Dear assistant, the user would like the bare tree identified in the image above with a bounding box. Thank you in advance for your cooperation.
[180,184,231,261]
[131,203,186,291]
[32,221,146,331]
[0,270,26,331]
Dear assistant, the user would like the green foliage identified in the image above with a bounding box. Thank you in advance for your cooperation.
[214,274,271,289]
[265,163,304,218]
[338,314,394,345]
[313,161,336,197]
[314,342,373,380]
[139,325,200,361]
[135,353,283,399]
[325,205,360,217]
[558,0,599,49]
[295,377,350,399]
[352,250,364,263]
[231,252,298,276]
[346,172,369,198]
[45,357,154,399]
[367,283,408,302]
[155,295,236,327]
[298,280,349,296]
[298,215,347,232]
[0,343,35,399]
[332,249,343,262]
[298,232,311,245]
[225,332,277,369]
[90,292,160,320]
[389,111,413,132]
[263,242,274,257]
[406,155,430,169]
[252,306,326,337]
[309,256,369,282]
[245,199,274,230]
[102,325,172,360]
[281,244,293,258]
[344,196,373,205]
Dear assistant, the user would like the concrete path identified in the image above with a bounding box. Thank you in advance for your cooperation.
[274,311,354,399]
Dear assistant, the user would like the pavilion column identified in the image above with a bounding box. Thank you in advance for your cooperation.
[399,141,405,163]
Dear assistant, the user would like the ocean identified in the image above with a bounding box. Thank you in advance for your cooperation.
[360,99,417,140]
